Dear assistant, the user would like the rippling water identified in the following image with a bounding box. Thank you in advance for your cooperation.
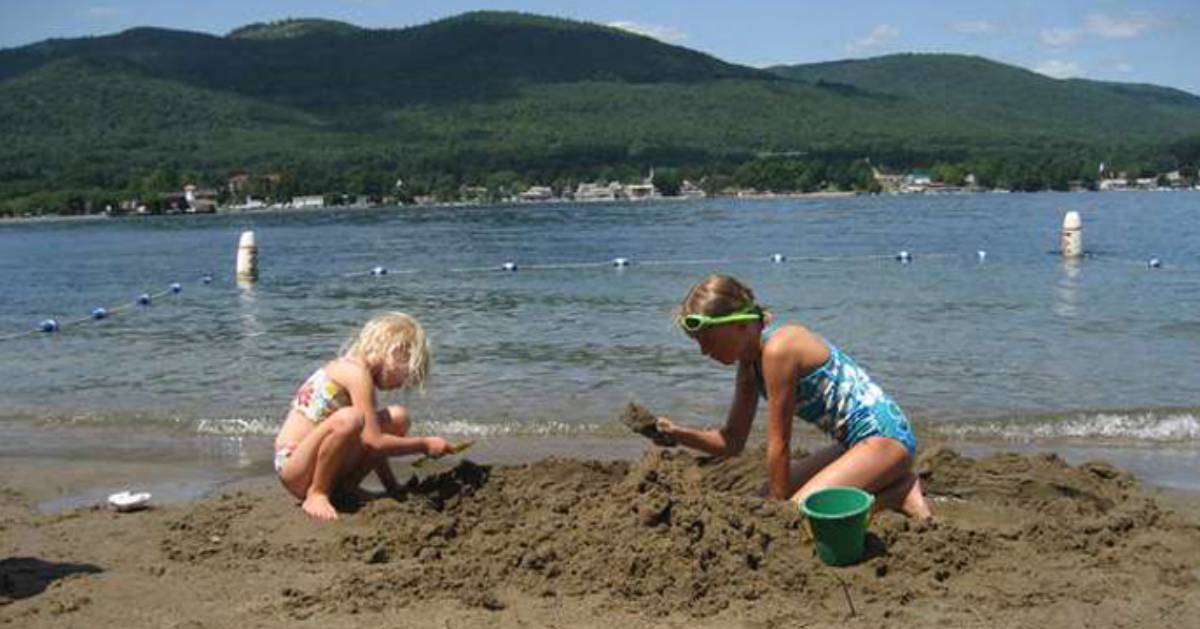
[2,193,1198,468]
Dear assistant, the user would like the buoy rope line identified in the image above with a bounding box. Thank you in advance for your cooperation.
[0,277,210,342]
[3,248,1189,341]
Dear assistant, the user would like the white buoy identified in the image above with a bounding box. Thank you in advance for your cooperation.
[1148,258,1162,269]
[977,250,987,262]
[1060,211,1083,258]
[236,231,258,282]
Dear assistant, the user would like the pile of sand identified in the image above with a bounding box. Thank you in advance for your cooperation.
[141,447,1199,625]
[3,443,1199,626]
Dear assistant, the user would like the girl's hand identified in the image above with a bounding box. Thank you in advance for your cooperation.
[652,417,679,447]
[424,437,451,457]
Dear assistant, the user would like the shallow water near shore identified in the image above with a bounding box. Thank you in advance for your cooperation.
[1,192,1197,492]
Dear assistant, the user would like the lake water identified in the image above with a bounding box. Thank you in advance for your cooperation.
[2,193,1198,489]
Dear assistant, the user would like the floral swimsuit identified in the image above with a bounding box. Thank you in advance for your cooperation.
[291,367,351,423]
[275,367,352,474]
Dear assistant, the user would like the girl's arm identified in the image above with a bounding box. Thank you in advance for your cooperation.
[761,333,802,500]
[660,361,761,456]
[332,361,441,457]
[762,325,833,500]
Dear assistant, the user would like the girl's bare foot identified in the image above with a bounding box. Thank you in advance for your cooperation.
[302,492,338,521]
[902,478,933,521]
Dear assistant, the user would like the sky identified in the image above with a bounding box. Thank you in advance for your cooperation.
[1,0,1196,95]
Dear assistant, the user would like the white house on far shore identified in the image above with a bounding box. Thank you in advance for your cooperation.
[519,186,555,202]
[574,182,622,201]
[291,195,325,208]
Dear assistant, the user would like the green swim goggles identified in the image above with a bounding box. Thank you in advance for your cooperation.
[678,306,763,333]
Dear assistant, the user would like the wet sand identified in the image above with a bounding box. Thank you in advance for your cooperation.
[2,444,1199,628]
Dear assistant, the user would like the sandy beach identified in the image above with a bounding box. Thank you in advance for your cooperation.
[3,441,1198,628]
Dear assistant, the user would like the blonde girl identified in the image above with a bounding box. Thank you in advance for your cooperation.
[657,274,931,519]
[274,312,450,521]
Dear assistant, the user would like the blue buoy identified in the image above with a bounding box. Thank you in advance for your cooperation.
[770,253,786,263]
[1148,258,1161,269]
[201,275,213,284]
[170,282,182,293]
[137,293,151,306]
[896,251,912,263]
[90,307,108,320]
[612,257,630,268]
[370,266,388,276]
[501,262,518,272]
[38,319,59,333]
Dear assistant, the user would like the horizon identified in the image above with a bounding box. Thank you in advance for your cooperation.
[1,1,1196,97]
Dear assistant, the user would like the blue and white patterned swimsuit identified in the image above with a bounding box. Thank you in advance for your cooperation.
[753,338,917,456]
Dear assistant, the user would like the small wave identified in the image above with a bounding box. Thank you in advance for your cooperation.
[937,410,1200,443]
[195,417,279,436]
[192,417,608,438]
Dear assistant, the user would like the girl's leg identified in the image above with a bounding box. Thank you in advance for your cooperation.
[375,406,409,492]
[787,442,846,494]
[341,406,410,492]
[791,436,931,519]
[278,408,365,521]
[874,473,932,520]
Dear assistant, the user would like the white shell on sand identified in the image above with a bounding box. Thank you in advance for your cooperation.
[107,491,152,512]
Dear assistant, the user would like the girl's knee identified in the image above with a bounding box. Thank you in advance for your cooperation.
[329,409,366,436]
[792,481,825,505]
[381,405,410,436]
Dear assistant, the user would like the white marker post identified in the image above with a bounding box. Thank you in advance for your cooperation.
[236,230,258,282]
[1060,211,1083,258]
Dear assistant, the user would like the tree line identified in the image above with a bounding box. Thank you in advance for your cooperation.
[4,142,1198,217]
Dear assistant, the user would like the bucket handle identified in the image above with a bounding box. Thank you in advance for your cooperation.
[799,515,813,545]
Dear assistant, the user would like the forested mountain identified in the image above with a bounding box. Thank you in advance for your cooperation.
[2,11,1198,213]
[768,54,1200,143]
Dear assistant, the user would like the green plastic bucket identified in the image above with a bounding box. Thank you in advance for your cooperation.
[801,486,875,566]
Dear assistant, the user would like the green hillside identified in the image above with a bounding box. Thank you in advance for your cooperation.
[1,12,1199,214]
[227,18,364,40]
[0,11,767,111]
[768,53,1200,143]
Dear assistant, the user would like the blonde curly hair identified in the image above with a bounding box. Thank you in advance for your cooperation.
[340,312,429,390]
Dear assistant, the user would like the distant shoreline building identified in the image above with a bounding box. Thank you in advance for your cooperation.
[291,195,324,208]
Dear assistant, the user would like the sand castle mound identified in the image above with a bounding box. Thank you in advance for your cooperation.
[150,447,1198,624]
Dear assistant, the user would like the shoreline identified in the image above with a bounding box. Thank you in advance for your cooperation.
[2,429,1197,516]
[5,188,1200,225]
[2,444,1198,627]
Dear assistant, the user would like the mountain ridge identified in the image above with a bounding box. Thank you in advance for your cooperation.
[1,11,1197,211]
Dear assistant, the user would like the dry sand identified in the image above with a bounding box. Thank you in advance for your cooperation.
[2,445,1199,628]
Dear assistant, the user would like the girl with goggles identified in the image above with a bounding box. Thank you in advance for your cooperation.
[658,274,931,520]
